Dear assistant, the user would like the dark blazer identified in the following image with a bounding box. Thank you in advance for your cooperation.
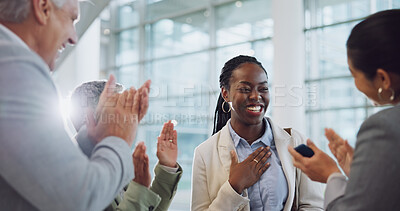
[327,104,400,210]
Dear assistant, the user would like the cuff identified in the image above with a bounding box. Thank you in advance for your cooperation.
[220,181,249,208]
[158,163,179,173]
[154,162,183,185]
[118,181,161,210]
[324,172,347,209]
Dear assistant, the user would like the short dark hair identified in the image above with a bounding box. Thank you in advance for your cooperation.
[347,9,400,80]
[69,80,124,131]
[212,55,268,135]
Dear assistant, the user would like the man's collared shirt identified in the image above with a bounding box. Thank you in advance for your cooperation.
[228,118,288,211]
[0,24,30,50]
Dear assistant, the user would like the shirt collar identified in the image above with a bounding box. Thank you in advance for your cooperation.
[0,24,30,50]
[228,118,273,147]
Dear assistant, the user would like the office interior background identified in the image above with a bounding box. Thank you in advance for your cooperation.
[53,0,400,210]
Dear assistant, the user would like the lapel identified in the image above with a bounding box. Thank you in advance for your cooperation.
[267,117,296,208]
[217,123,251,199]
[217,124,236,175]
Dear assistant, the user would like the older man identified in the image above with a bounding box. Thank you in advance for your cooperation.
[0,0,148,210]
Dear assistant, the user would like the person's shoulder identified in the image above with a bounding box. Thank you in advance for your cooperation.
[363,105,400,127]
[0,35,49,75]
[195,131,221,152]
[357,105,400,141]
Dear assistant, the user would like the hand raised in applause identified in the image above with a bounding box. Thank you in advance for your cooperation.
[87,75,151,147]
[132,142,151,188]
[228,147,271,194]
[325,128,354,176]
[289,139,341,183]
[156,121,178,168]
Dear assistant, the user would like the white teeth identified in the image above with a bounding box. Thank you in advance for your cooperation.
[247,106,261,112]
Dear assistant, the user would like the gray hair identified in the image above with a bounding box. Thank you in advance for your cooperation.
[0,0,67,23]
[69,80,124,131]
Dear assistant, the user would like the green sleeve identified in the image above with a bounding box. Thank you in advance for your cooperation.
[115,181,161,211]
[150,163,183,211]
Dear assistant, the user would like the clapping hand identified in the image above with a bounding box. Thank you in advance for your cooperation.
[132,142,151,188]
[325,128,354,176]
[156,121,178,168]
[87,75,151,147]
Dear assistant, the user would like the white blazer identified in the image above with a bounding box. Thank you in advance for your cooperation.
[191,118,324,211]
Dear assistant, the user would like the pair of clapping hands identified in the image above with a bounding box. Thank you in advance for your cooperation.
[87,75,150,147]
[132,121,178,187]
[288,129,354,183]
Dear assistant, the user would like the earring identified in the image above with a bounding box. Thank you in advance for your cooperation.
[390,88,395,101]
[378,88,383,101]
[378,87,396,102]
[222,101,231,113]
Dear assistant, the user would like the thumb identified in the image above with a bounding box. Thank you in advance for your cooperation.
[306,139,319,152]
[344,140,354,154]
[104,74,116,97]
[230,150,238,166]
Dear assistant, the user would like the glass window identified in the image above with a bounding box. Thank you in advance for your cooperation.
[305,23,357,80]
[146,0,208,21]
[117,1,140,28]
[304,0,400,151]
[306,108,366,151]
[116,28,140,66]
[117,64,140,88]
[216,0,273,46]
[306,0,370,28]
[146,11,209,59]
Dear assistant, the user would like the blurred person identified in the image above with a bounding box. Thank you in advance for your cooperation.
[191,55,324,211]
[289,9,400,211]
[70,81,182,211]
[0,0,149,210]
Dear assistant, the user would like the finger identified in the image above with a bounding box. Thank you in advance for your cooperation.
[306,139,320,152]
[325,128,344,144]
[139,85,150,121]
[128,88,137,113]
[172,130,178,145]
[257,151,271,168]
[254,146,270,163]
[344,140,354,155]
[133,145,143,174]
[328,143,338,157]
[143,153,150,175]
[247,147,264,162]
[131,91,140,121]
[117,90,128,109]
[104,74,117,97]
[142,80,151,91]
[230,150,238,166]
[257,162,270,176]
[288,146,307,163]
[166,121,173,142]
[97,75,117,111]
[159,122,168,141]
[125,87,134,110]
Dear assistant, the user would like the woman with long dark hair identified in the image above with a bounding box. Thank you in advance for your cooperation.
[191,55,324,211]
[289,9,400,210]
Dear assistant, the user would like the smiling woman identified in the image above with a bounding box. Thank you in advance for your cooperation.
[191,55,324,211]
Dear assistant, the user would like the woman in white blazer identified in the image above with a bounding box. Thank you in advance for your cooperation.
[191,55,324,211]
